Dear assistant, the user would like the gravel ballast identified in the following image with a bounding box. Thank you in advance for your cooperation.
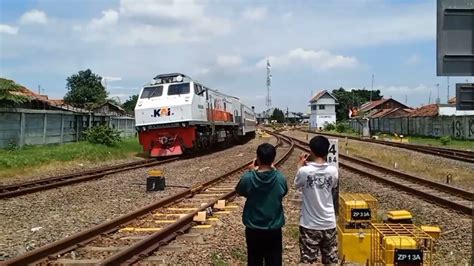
[149,144,472,265]
[0,137,275,260]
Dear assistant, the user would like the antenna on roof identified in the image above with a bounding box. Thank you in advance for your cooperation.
[370,74,374,101]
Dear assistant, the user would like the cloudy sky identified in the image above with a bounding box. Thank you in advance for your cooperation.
[1,0,471,112]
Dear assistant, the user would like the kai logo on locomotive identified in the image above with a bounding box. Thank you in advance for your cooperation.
[152,107,172,117]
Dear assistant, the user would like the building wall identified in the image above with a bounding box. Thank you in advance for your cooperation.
[350,115,474,140]
[0,108,136,149]
[309,94,337,130]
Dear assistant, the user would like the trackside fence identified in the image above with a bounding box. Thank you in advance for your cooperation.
[348,116,474,140]
[0,108,136,148]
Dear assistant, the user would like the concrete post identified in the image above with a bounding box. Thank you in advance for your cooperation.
[60,114,64,143]
[43,113,47,144]
[125,118,128,137]
[19,112,25,147]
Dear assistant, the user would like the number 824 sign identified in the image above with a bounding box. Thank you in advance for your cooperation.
[327,139,339,168]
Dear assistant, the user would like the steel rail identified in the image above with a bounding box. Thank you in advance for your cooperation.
[298,129,474,163]
[279,132,473,215]
[102,134,294,265]
[0,158,178,199]
[3,134,292,265]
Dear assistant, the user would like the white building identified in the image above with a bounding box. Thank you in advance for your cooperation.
[309,90,337,130]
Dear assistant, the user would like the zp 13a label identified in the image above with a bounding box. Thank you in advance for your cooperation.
[394,249,423,265]
[350,208,371,220]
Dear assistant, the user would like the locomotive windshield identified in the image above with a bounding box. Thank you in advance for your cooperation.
[140,86,163,99]
[168,83,190,96]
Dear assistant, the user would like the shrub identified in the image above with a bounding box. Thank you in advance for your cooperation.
[7,139,18,152]
[335,122,349,133]
[324,123,336,131]
[439,136,451,146]
[84,125,121,146]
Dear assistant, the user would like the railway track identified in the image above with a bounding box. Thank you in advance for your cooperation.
[298,129,474,164]
[0,158,178,199]
[3,134,294,265]
[276,132,473,216]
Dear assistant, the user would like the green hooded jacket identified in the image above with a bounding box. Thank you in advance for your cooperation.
[235,169,288,229]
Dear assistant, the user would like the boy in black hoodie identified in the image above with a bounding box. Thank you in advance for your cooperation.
[235,143,288,266]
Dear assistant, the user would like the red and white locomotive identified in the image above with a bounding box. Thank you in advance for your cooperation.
[134,73,256,157]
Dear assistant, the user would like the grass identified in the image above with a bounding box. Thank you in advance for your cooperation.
[343,141,474,187]
[0,137,142,178]
[315,129,474,151]
[210,252,228,266]
[230,247,247,262]
[284,224,300,241]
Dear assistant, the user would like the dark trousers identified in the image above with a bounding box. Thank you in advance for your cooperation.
[245,227,282,266]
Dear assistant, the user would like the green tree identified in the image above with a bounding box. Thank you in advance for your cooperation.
[332,87,383,121]
[64,69,108,107]
[270,108,285,123]
[122,94,138,114]
[0,78,29,106]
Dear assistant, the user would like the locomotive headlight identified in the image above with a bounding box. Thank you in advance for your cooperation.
[142,126,147,131]
[176,75,183,82]
[150,79,156,85]
[181,122,186,128]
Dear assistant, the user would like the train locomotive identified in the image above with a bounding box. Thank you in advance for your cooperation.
[134,73,256,157]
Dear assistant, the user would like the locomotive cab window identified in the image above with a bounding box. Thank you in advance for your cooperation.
[194,83,204,96]
[140,86,163,99]
[168,83,190,95]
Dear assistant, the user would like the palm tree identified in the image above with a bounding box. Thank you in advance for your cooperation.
[0,78,29,106]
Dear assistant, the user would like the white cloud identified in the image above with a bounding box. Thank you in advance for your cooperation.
[102,76,122,82]
[19,10,48,25]
[242,7,267,21]
[217,55,243,67]
[405,54,421,66]
[0,24,18,35]
[257,48,359,71]
[89,10,119,30]
[282,12,293,20]
[119,0,204,21]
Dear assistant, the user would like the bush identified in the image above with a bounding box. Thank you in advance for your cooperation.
[324,123,336,131]
[439,136,451,146]
[84,125,121,146]
[335,122,349,133]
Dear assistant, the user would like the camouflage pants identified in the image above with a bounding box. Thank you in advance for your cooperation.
[299,226,338,264]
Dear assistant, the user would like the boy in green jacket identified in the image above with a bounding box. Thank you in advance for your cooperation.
[235,143,288,266]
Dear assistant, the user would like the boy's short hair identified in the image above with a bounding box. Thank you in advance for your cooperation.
[257,143,276,165]
[309,136,330,158]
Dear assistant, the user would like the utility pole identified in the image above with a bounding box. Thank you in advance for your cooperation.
[435,83,440,104]
[370,74,374,101]
[266,59,272,108]
[37,85,41,95]
[429,90,432,104]
[447,76,450,103]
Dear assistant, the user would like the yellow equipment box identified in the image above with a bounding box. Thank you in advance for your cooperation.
[339,193,378,223]
[338,193,378,264]
[421,226,441,240]
[386,210,413,222]
[383,236,418,265]
[371,223,433,265]
[337,225,371,264]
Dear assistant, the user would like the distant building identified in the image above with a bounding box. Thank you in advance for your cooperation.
[354,98,411,119]
[309,90,337,129]
[90,102,127,117]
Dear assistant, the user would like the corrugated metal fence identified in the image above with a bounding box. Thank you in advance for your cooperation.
[0,108,136,148]
[349,116,474,140]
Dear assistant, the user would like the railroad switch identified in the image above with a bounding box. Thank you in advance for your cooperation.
[147,170,165,191]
